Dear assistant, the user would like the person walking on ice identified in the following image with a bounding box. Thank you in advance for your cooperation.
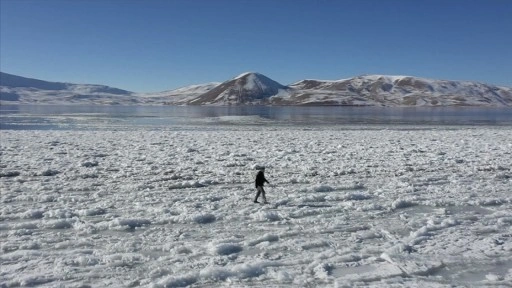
[254,168,270,204]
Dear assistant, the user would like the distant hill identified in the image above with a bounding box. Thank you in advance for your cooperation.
[137,83,221,105]
[1,71,511,106]
[0,72,135,104]
[284,75,512,106]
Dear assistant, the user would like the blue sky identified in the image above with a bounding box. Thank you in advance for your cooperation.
[1,0,511,92]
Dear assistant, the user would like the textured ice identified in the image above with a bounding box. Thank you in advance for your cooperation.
[1,125,511,287]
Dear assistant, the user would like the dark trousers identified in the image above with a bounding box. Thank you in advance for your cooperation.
[254,186,266,202]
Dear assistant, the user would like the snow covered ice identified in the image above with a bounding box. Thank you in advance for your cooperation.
[1,123,512,287]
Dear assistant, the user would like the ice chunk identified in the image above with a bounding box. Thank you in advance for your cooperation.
[192,213,216,224]
[211,243,243,255]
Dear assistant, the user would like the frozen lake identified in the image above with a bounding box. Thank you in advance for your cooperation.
[1,105,512,130]
[1,105,511,287]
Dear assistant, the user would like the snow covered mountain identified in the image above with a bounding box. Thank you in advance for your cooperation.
[0,72,220,105]
[0,72,137,104]
[1,71,511,106]
[286,75,512,106]
[186,72,290,105]
[137,83,221,105]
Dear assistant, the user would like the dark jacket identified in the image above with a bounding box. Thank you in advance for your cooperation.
[255,171,269,188]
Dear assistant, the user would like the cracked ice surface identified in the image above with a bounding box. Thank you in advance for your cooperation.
[1,125,511,287]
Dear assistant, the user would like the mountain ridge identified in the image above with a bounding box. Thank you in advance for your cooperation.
[1,71,511,107]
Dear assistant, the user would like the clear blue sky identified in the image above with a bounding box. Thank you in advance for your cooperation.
[1,0,511,92]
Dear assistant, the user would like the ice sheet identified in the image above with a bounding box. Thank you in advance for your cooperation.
[1,125,511,287]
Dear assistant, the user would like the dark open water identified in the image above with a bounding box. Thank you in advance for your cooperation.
[0,105,511,130]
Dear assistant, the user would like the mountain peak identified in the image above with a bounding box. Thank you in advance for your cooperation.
[187,72,288,105]
[234,72,262,79]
